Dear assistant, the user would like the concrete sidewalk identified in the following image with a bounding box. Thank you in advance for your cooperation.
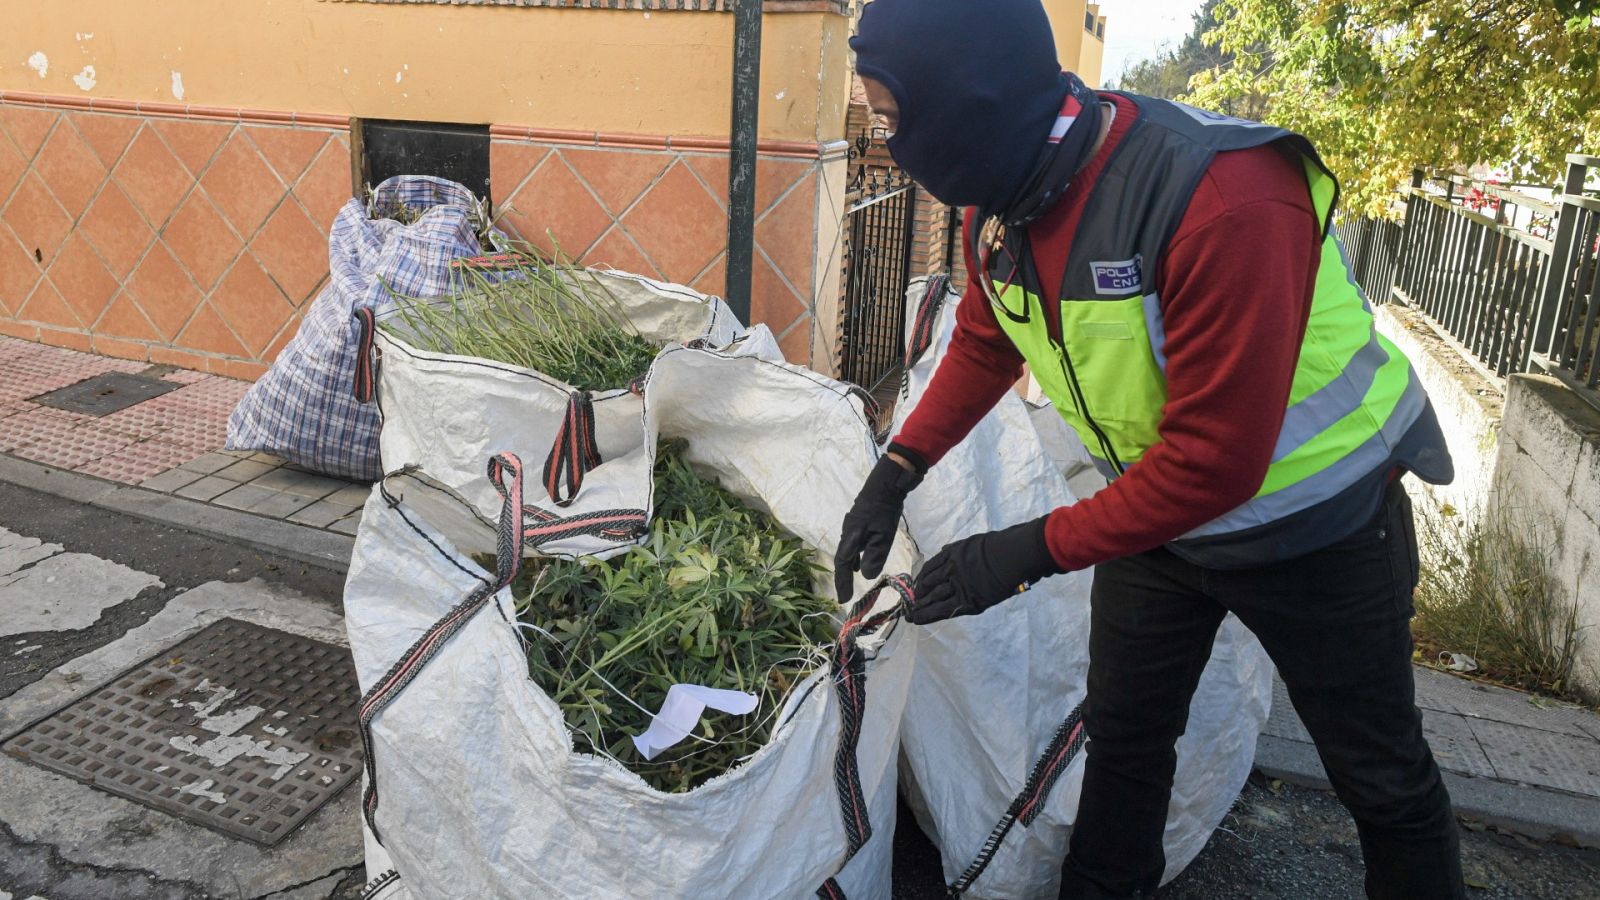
[1,335,367,569]
[1257,666,1600,847]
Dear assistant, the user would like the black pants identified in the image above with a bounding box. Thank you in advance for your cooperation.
[1059,482,1464,899]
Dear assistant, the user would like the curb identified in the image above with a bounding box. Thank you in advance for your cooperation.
[0,453,355,573]
[1255,734,1600,850]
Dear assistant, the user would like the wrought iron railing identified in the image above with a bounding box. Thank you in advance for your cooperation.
[1542,155,1600,402]
[1344,157,1600,412]
[839,166,917,393]
[1335,214,1403,304]
[1392,177,1555,380]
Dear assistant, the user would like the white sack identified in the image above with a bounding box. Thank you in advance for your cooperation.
[344,339,922,900]
[370,269,759,558]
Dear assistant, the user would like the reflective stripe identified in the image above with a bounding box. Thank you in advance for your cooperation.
[1141,292,1167,373]
[1288,236,1373,405]
[1271,335,1389,463]
[1261,333,1412,494]
[1185,367,1426,537]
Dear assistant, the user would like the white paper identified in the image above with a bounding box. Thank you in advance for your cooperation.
[631,684,759,761]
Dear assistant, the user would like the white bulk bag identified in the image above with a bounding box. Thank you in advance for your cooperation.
[365,269,758,558]
[344,340,921,900]
[890,277,1273,897]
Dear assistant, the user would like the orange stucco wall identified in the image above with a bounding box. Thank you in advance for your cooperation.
[2,0,851,144]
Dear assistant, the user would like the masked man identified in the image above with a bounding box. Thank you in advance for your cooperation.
[834,1,1464,897]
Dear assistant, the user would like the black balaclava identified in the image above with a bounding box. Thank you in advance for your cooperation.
[851,0,1095,221]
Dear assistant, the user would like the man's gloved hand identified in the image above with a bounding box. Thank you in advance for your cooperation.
[835,451,925,603]
[907,517,1060,625]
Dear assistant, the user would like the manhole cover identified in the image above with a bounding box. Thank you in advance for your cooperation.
[31,372,179,416]
[2,619,362,846]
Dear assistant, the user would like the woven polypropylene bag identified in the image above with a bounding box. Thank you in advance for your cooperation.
[226,176,490,480]
[369,269,748,557]
[345,339,919,899]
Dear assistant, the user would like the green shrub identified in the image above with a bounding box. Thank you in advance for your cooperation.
[383,251,658,392]
[500,441,835,793]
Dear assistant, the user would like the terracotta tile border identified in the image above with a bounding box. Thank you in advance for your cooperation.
[4,91,839,158]
[149,346,214,371]
[296,112,351,128]
[597,132,672,151]
[35,327,92,353]
[321,0,848,12]
[41,95,94,112]
[0,91,349,132]
[0,320,41,342]
[490,127,835,160]
[90,336,153,363]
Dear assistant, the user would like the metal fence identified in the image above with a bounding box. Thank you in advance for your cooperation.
[1335,215,1403,304]
[1545,158,1600,400]
[1345,155,1600,410]
[839,168,917,392]
[1393,178,1555,379]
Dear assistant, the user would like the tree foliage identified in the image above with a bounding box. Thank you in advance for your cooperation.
[1114,0,1268,118]
[1177,0,1600,216]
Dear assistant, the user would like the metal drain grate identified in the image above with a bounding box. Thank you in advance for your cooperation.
[3,619,362,846]
[31,372,179,416]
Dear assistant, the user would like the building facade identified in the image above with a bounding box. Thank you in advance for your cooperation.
[0,0,857,377]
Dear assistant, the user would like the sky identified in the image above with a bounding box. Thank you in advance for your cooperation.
[1097,0,1207,86]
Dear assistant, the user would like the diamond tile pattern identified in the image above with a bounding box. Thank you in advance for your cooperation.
[5,172,73,266]
[621,161,726,284]
[0,106,59,159]
[0,102,350,376]
[0,98,828,372]
[33,120,107,220]
[115,127,191,229]
[49,234,118,326]
[0,229,44,315]
[18,280,81,330]
[492,141,823,359]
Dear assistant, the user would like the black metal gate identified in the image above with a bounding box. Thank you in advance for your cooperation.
[840,168,918,392]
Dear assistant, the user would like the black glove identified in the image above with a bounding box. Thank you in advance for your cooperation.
[835,450,925,603]
[907,517,1060,625]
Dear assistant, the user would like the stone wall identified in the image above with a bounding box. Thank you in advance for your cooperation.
[1375,304,1503,523]
[1489,375,1600,694]
[1380,302,1600,695]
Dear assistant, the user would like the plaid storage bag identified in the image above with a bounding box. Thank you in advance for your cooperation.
[226,176,491,480]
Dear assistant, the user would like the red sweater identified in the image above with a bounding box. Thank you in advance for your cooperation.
[892,93,1323,573]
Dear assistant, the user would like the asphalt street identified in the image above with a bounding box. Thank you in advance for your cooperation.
[891,775,1600,899]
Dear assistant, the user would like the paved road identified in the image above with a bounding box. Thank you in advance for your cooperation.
[0,481,346,702]
[0,482,363,900]
[892,774,1600,898]
[1164,775,1600,899]
[4,479,1599,899]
